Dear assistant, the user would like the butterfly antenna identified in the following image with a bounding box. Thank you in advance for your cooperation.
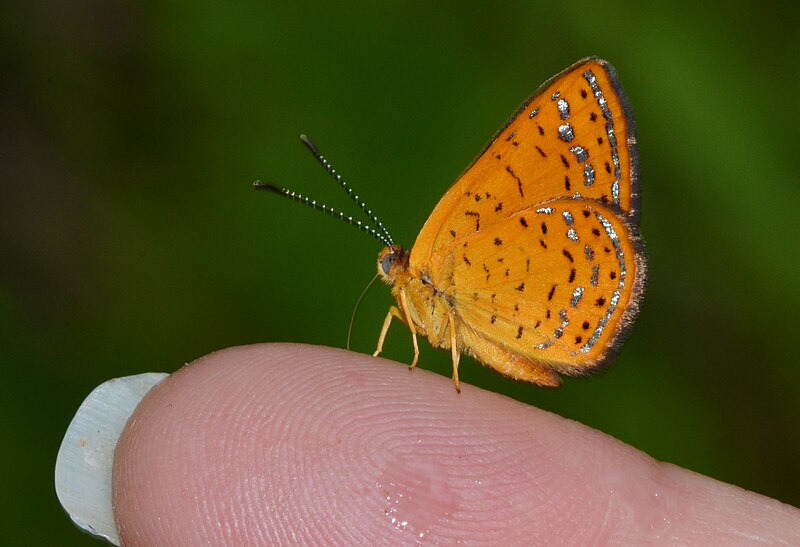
[347,272,381,350]
[253,181,393,247]
[299,134,394,247]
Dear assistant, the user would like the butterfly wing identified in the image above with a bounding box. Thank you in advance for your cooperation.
[444,198,645,373]
[405,58,643,378]
[409,57,639,275]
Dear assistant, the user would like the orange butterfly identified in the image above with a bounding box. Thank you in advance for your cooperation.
[257,57,646,392]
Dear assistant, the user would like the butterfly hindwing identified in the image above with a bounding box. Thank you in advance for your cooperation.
[447,198,645,374]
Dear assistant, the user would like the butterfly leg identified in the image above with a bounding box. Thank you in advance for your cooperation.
[373,291,419,368]
[448,311,461,393]
[374,306,404,358]
[398,289,420,369]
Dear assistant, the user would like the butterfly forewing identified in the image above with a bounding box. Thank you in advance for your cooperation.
[410,58,638,272]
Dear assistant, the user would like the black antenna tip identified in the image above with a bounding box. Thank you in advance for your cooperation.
[253,181,285,194]
[299,134,321,156]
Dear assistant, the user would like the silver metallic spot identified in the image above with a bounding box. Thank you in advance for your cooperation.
[584,163,595,186]
[575,209,628,355]
[578,289,622,355]
[599,216,627,282]
[551,92,561,100]
[567,229,578,242]
[584,69,621,206]
[554,309,569,339]
[580,316,607,353]
[529,107,540,119]
[562,211,574,226]
[571,287,584,308]
[534,339,553,350]
[536,207,555,214]
[598,94,608,112]
[557,98,570,120]
[558,123,575,142]
[584,244,594,262]
[570,146,589,163]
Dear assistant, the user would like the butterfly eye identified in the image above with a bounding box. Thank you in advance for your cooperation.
[380,252,396,275]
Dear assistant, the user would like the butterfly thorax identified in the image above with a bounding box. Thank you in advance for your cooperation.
[377,245,455,347]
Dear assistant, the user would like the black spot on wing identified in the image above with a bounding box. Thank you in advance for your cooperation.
[506,165,524,197]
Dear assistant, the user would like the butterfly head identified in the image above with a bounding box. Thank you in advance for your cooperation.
[377,245,409,284]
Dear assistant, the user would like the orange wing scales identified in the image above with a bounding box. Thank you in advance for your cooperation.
[448,199,643,376]
[410,58,638,267]
[375,58,645,389]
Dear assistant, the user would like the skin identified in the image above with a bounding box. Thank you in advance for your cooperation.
[112,344,800,546]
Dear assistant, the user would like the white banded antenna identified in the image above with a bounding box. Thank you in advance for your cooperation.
[254,135,394,247]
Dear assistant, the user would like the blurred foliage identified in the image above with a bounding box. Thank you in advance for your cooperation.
[1,0,798,544]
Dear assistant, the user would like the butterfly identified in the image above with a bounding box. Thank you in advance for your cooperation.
[257,57,646,392]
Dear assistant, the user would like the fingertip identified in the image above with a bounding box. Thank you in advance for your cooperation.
[115,343,563,543]
[111,344,800,545]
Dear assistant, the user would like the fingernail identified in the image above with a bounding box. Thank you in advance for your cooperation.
[55,373,169,545]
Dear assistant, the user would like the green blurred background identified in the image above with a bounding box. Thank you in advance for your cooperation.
[2,1,798,544]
